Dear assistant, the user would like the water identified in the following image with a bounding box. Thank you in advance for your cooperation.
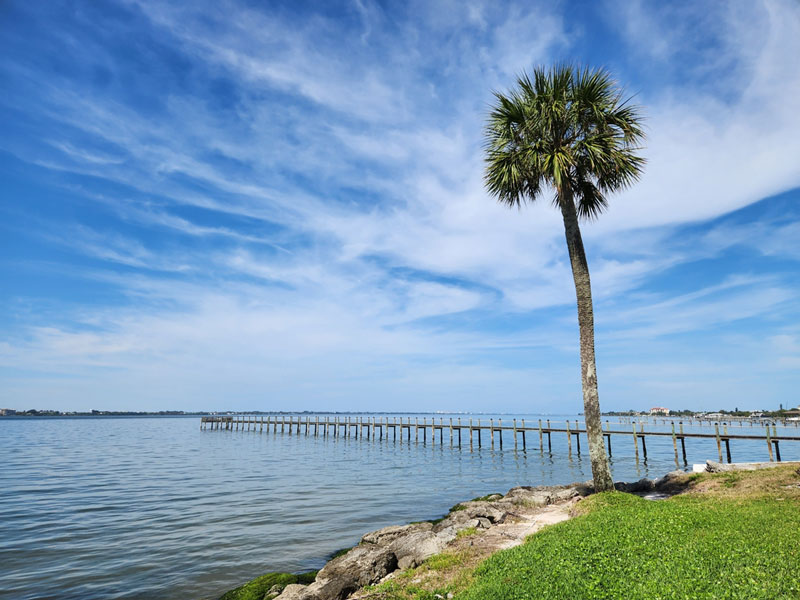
[0,415,797,600]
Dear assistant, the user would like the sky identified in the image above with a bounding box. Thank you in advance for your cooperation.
[1,0,799,413]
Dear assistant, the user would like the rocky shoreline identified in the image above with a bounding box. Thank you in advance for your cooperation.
[223,470,688,600]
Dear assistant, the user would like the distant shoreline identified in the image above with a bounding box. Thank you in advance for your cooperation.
[0,410,586,418]
[3,409,797,420]
[0,412,207,418]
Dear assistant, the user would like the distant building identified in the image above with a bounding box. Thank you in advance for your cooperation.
[0,409,16,416]
[649,407,670,416]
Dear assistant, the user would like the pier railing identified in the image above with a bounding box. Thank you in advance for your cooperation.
[201,415,799,467]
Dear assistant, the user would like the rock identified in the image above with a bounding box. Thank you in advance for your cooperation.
[361,522,432,546]
[508,492,552,508]
[396,556,416,571]
[274,584,310,600]
[504,485,582,506]
[614,478,655,493]
[653,471,687,492]
[266,583,286,597]
[449,503,509,524]
[468,517,492,529]
[550,487,582,502]
[311,545,397,600]
[390,528,452,570]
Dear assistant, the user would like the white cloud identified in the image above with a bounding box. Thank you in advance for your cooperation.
[599,0,800,230]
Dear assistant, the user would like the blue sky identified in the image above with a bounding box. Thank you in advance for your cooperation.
[1,0,799,413]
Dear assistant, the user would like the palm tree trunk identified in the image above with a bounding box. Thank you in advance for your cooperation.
[559,193,614,492]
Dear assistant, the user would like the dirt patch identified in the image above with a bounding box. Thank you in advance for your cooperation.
[680,464,800,500]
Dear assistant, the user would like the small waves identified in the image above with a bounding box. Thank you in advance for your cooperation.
[0,415,797,600]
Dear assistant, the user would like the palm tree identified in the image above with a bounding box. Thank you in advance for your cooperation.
[483,64,645,491]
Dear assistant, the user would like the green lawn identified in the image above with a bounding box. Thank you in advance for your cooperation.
[459,490,800,600]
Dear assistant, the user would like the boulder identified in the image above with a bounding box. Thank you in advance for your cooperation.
[273,584,310,600]
[501,485,581,508]
[653,470,688,492]
[361,522,431,546]
[310,545,397,600]
[389,528,453,570]
[550,487,583,502]
[445,503,508,524]
[266,583,287,597]
[614,478,655,493]
[469,517,492,529]
[705,460,727,473]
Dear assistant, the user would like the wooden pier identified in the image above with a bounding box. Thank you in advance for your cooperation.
[201,415,800,467]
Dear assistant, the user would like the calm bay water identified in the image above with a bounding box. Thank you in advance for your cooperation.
[1,415,797,600]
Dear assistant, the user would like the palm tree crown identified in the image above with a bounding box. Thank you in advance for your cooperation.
[484,64,645,218]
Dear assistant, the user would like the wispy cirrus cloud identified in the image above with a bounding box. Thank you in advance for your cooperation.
[0,0,798,411]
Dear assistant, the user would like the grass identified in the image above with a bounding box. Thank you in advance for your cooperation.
[470,493,502,502]
[363,552,472,600]
[455,527,478,539]
[721,472,742,488]
[423,552,468,571]
[459,466,800,600]
[218,571,317,600]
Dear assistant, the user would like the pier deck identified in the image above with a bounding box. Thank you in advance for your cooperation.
[201,415,799,467]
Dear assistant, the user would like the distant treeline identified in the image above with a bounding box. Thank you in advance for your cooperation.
[0,410,199,417]
[603,408,799,418]
[1,410,520,417]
